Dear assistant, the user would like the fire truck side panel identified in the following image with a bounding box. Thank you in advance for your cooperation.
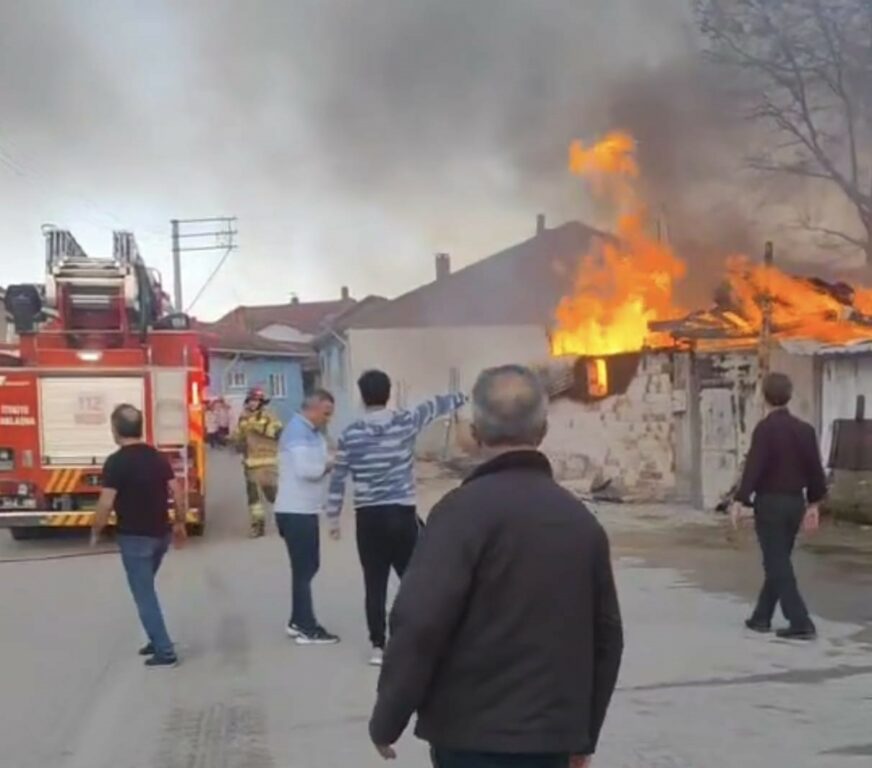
[39,376,146,466]
[0,372,41,513]
[152,370,188,446]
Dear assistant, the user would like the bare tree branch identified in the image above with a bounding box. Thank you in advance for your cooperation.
[696,0,872,262]
[799,224,868,250]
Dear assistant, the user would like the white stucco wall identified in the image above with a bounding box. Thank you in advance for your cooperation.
[347,325,551,401]
[770,346,818,429]
[340,325,550,450]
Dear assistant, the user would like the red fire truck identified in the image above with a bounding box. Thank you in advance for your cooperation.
[0,229,207,540]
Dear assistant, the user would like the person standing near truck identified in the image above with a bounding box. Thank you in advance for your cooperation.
[91,404,187,668]
[232,387,282,538]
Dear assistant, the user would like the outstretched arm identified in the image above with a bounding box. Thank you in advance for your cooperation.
[410,393,467,433]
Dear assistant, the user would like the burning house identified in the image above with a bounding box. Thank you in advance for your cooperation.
[539,132,872,508]
[316,130,872,510]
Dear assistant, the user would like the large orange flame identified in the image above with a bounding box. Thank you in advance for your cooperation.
[723,257,872,344]
[551,132,686,356]
[553,131,872,358]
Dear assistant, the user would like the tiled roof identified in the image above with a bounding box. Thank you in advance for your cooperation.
[195,320,311,358]
[346,221,605,330]
[215,299,356,336]
[322,296,389,334]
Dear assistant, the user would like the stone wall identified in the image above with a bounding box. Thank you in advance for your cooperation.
[543,353,682,500]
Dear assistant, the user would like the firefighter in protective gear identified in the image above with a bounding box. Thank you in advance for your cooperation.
[232,387,282,538]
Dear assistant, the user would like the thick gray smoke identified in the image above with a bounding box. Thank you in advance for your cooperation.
[0,0,802,317]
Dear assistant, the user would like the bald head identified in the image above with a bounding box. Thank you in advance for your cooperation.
[472,365,548,449]
[111,403,144,442]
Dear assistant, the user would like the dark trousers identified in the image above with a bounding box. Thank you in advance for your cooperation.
[276,514,321,632]
[751,494,813,629]
[356,504,420,648]
[118,533,174,658]
[432,750,569,768]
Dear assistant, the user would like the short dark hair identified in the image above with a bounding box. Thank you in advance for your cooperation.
[763,372,793,407]
[111,403,144,439]
[358,369,391,407]
[304,388,335,407]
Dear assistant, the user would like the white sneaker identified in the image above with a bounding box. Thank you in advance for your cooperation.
[369,647,384,667]
[286,624,302,639]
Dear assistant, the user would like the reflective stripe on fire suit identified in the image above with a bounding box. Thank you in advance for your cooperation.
[232,408,282,522]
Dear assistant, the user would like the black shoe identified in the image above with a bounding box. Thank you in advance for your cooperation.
[744,619,771,634]
[139,642,155,656]
[295,626,340,646]
[776,625,817,641]
[145,654,179,668]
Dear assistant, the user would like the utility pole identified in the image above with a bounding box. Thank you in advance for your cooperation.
[758,240,774,418]
[171,219,181,311]
[170,216,238,312]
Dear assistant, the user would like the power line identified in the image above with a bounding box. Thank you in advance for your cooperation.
[171,216,238,312]
[186,246,234,314]
[0,127,166,239]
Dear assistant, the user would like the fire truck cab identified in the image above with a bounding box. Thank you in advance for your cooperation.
[0,229,207,540]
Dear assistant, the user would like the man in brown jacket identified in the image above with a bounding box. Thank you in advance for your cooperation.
[369,364,624,768]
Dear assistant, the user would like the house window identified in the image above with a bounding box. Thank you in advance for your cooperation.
[268,372,287,400]
[227,369,247,389]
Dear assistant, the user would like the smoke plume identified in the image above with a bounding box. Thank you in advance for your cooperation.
[0,0,823,317]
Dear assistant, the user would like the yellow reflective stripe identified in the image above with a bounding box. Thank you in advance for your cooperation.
[43,469,86,494]
[45,471,61,493]
[244,457,277,468]
[64,470,82,493]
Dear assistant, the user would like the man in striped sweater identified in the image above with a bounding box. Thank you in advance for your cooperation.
[327,369,467,666]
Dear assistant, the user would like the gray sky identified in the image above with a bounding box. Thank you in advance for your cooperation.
[1,0,712,320]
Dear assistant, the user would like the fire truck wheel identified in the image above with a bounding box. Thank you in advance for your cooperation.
[10,527,41,541]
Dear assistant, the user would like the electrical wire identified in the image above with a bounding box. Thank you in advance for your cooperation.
[185,245,234,314]
[0,127,166,239]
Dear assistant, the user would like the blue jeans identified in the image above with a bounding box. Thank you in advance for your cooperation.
[431,751,569,768]
[275,514,320,632]
[118,533,174,658]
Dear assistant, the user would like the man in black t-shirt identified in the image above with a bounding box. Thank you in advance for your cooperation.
[91,404,187,667]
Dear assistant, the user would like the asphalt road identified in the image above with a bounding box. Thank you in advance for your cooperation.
[1,449,871,768]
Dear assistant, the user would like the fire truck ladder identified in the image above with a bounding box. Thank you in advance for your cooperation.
[43,229,140,313]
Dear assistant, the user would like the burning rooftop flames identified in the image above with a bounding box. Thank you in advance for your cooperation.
[550,132,872,360]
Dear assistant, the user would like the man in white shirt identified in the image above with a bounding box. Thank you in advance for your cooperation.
[274,389,339,646]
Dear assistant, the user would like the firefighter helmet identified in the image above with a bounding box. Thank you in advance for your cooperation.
[245,386,270,406]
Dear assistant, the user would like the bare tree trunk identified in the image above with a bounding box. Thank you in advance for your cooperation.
[864,218,872,266]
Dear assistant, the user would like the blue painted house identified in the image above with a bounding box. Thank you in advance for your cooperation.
[199,291,356,426]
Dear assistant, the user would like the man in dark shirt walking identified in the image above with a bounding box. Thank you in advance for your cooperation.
[91,404,187,667]
[369,365,623,767]
[733,372,826,641]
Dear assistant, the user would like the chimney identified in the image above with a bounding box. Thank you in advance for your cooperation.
[536,213,546,235]
[341,286,350,301]
[290,293,300,305]
[435,253,451,281]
